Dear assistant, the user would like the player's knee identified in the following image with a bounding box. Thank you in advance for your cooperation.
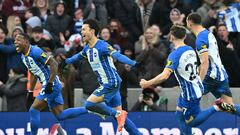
[84,101,95,111]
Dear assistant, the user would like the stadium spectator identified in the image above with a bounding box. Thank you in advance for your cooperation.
[0,68,27,112]
[2,0,30,19]
[45,0,73,48]
[30,26,54,51]
[0,25,14,83]
[33,0,51,26]
[111,0,143,43]
[109,19,133,56]
[162,8,185,36]
[6,15,22,38]
[197,0,224,28]
[24,7,41,20]
[99,27,114,46]
[136,0,156,31]
[92,0,108,27]
[149,0,191,32]
[131,87,167,111]
[25,16,52,40]
[135,27,169,83]
[216,24,240,87]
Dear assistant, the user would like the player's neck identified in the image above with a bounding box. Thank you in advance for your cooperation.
[89,36,98,48]
[23,45,31,56]
[173,40,185,49]
[194,25,205,36]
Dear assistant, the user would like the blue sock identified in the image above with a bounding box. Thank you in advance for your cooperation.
[188,107,216,127]
[29,107,40,135]
[124,118,142,135]
[84,101,117,116]
[233,105,240,117]
[56,107,88,121]
[175,111,192,135]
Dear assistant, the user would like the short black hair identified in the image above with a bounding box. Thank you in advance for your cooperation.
[18,33,31,41]
[0,24,8,35]
[187,12,202,25]
[83,19,100,36]
[170,25,186,39]
[32,26,43,33]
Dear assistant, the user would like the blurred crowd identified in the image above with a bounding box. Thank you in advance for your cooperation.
[0,0,240,112]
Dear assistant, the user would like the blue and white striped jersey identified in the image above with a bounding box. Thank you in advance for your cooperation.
[21,45,61,86]
[166,46,204,101]
[80,40,122,86]
[196,29,228,81]
[218,3,240,32]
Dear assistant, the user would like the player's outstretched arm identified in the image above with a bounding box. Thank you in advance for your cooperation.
[65,52,84,64]
[111,51,136,66]
[199,52,209,80]
[140,68,172,89]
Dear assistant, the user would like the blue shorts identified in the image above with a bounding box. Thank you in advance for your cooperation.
[93,83,121,108]
[36,82,64,109]
[203,76,232,98]
[177,96,201,123]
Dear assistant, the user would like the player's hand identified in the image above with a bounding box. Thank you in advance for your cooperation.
[139,79,150,89]
[44,82,53,94]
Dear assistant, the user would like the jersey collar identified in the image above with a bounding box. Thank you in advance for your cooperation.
[24,45,31,56]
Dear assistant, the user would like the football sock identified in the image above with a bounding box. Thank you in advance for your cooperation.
[233,104,240,116]
[29,107,40,135]
[175,111,192,135]
[124,118,142,135]
[84,101,117,116]
[188,107,216,127]
[56,107,88,121]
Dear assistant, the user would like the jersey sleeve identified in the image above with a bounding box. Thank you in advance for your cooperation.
[33,47,51,64]
[165,51,179,72]
[80,46,88,59]
[196,38,209,54]
[102,43,117,56]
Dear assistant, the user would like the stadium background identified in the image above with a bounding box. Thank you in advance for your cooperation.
[0,0,240,134]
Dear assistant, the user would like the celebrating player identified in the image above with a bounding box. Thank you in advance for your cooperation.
[186,13,240,116]
[61,19,141,134]
[140,25,235,134]
[14,33,89,135]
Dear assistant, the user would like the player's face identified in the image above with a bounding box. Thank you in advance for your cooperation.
[186,18,193,30]
[81,24,93,43]
[14,35,28,53]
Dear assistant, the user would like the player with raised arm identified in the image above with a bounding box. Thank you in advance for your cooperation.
[140,25,235,135]
[14,33,89,135]
[60,19,141,134]
[186,13,240,116]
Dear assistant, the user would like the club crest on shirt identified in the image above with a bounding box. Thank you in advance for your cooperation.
[107,45,115,51]
[201,44,207,49]
[41,52,47,58]
[166,60,172,66]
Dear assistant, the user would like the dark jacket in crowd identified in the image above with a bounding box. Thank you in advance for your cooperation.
[45,2,73,47]
[216,37,240,87]
[149,0,190,31]
[111,0,143,43]
[0,74,27,112]
[136,40,169,81]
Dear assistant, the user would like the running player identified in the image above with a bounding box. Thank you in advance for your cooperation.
[14,33,89,135]
[61,19,141,134]
[186,12,240,116]
[139,25,235,135]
